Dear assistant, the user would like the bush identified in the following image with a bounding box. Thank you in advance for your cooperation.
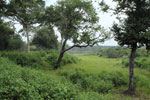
[0,50,78,69]
[97,47,130,58]
[98,71,128,87]
[122,57,150,70]
[46,51,78,69]
[0,51,44,69]
[58,69,114,93]
[0,57,76,100]
[75,92,103,100]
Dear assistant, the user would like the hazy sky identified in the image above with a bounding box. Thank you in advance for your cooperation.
[45,0,118,46]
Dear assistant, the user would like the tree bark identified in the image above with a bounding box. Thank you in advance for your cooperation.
[54,39,67,69]
[128,46,137,94]
[26,26,30,52]
[54,50,65,69]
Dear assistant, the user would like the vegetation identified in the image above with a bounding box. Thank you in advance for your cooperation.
[0,57,76,100]
[122,57,150,70]
[112,0,150,94]
[1,0,150,99]
[2,0,45,52]
[32,27,58,50]
[0,21,24,51]
[97,47,150,58]
[1,54,150,100]
[44,0,109,69]
[0,50,78,69]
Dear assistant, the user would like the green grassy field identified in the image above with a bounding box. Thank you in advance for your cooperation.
[50,55,150,100]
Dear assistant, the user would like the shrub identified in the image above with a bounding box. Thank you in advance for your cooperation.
[0,51,44,69]
[46,51,78,69]
[58,69,113,93]
[0,50,78,69]
[98,71,128,87]
[122,57,150,70]
[0,57,76,100]
[75,92,103,100]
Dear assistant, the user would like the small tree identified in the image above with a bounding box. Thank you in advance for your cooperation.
[45,0,109,69]
[32,27,58,50]
[7,34,24,51]
[112,0,150,94]
[2,0,45,52]
[0,21,14,51]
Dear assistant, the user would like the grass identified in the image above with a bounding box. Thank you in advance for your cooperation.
[59,55,126,73]
[49,55,150,100]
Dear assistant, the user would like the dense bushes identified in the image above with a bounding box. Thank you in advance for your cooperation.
[0,50,78,69]
[0,51,44,68]
[122,57,150,70]
[58,69,128,93]
[0,57,76,100]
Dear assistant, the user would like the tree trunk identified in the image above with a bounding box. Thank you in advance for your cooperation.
[26,26,30,52]
[54,39,67,69]
[54,50,65,69]
[128,46,137,94]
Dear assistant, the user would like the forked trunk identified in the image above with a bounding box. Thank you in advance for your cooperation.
[128,46,137,94]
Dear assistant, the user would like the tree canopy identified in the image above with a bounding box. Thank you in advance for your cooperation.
[32,27,58,50]
[1,0,45,52]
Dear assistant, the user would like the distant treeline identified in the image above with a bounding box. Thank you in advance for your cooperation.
[68,46,150,58]
[97,47,150,58]
[68,46,116,54]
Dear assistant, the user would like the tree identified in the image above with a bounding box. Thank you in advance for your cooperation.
[2,0,45,52]
[32,27,58,50]
[7,34,25,51]
[0,21,14,50]
[112,0,150,94]
[45,0,109,69]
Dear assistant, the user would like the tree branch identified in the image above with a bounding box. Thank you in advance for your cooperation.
[64,40,99,52]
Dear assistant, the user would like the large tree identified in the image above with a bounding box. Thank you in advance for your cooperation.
[112,0,150,94]
[45,0,109,69]
[1,0,45,52]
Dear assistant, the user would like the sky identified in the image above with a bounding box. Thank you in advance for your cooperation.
[45,0,118,46]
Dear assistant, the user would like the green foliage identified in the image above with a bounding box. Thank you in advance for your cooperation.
[98,71,128,87]
[112,0,150,48]
[98,47,130,58]
[7,34,25,51]
[0,57,76,100]
[0,51,45,68]
[45,50,78,69]
[0,21,14,51]
[75,92,103,100]
[32,27,58,50]
[58,69,129,93]
[4,0,45,52]
[122,57,150,70]
[98,47,150,58]
[0,50,78,69]
[0,21,24,51]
